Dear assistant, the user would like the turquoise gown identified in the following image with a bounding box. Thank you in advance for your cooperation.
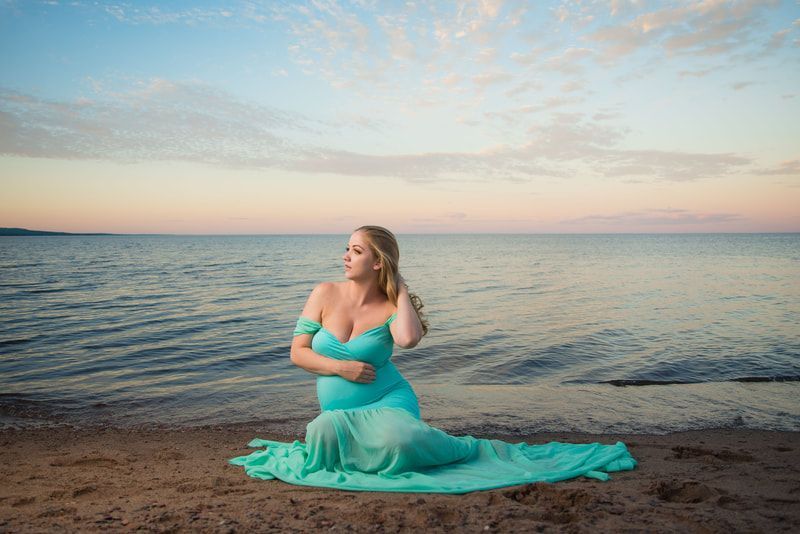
[229,313,637,494]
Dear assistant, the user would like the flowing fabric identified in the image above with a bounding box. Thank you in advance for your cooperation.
[229,314,637,494]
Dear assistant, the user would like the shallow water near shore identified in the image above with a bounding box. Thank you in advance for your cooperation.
[1,233,798,433]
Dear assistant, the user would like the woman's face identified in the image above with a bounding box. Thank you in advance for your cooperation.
[343,231,379,280]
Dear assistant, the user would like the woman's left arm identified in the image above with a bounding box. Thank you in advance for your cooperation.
[391,274,423,349]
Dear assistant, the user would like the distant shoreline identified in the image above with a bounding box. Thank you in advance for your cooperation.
[0,227,116,236]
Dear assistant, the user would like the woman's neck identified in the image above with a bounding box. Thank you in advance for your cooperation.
[345,279,383,308]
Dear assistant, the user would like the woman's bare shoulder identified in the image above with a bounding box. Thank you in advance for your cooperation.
[313,281,342,295]
[301,282,337,322]
[308,281,342,306]
[310,280,339,291]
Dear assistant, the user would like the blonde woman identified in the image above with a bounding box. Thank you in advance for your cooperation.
[230,225,636,493]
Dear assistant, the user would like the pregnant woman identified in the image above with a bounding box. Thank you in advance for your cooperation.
[229,225,636,493]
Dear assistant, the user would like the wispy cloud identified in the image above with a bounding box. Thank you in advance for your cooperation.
[95,2,271,27]
[757,159,800,176]
[542,47,595,73]
[0,80,316,166]
[288,112,751,182]
[472,70,514,90]
[678,67,717,78]
[504,80,544,97]
[484,96,584,124]
[562,208,745,226]
[731,80,755,90]
[587,0,782,61]
[27,1,791,108]
[0,84,755,183]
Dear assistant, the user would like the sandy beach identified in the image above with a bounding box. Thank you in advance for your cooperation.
[1,424,798,532]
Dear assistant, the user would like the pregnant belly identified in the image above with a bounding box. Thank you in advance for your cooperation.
[316,362,406,411]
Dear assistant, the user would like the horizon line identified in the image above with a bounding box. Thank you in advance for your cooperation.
[2,228,799,237]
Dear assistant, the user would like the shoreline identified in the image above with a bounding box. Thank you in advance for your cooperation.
[2,424,798,532]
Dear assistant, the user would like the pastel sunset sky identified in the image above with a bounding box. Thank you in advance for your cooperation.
[1,0,798,234]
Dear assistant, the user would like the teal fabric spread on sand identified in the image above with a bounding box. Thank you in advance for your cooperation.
[229,314,637,494]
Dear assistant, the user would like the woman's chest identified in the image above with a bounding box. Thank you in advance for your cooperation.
[312,329,394,367]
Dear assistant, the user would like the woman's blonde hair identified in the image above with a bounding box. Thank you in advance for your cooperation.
[354,225,429,337]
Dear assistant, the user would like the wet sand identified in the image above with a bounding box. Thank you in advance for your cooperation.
[1,424,798,532]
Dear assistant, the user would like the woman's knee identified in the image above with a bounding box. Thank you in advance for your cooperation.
[382,427,418,452]
[306,411,338,445]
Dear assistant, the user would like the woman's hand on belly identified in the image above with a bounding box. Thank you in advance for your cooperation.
[335,360,376,383]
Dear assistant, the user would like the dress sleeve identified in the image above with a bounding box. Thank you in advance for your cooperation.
[293,316,322,337]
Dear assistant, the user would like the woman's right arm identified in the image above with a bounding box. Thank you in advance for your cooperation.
[289,283,376,383]
[290,283,341,376]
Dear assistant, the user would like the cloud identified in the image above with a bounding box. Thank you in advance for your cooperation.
[757,159,800,176]
[41,0,789,105]
[591,110,622,121]
[542,47,595,74]
[475,46,499,63]
[95,3,273,27]
[678,67,717,78]
[440,73,463,87]
[472,70,514,90]
[766,28,791,50]
[0,84,754,184]
[288,112,751,182]
[266,2,529,100]
[484,96,583,124]
[587,0,782,62]
[562,208,745,226]
[590,149,750,181]
[377,15,416,60]
[509,44,552,65]
[731,81,755,90]
[588,23,651,59]
[4,1,790,195]
[338,113,390,132]
[476,0,503,20]
[284,146,562,183]
[504,80,543,98]
[0,80,316,166]
[560,79,586,93]
[521,114,751,181]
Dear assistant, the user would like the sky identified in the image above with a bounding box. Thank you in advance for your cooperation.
[1,0,799,234]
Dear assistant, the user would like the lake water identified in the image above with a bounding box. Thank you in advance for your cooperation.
[1,234,798,435]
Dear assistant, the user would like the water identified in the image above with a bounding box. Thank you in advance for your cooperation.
[1,234,798,435]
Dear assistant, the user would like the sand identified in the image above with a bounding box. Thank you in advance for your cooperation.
[1,424,799,532]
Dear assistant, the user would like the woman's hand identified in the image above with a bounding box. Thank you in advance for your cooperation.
[336,360,376,383]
